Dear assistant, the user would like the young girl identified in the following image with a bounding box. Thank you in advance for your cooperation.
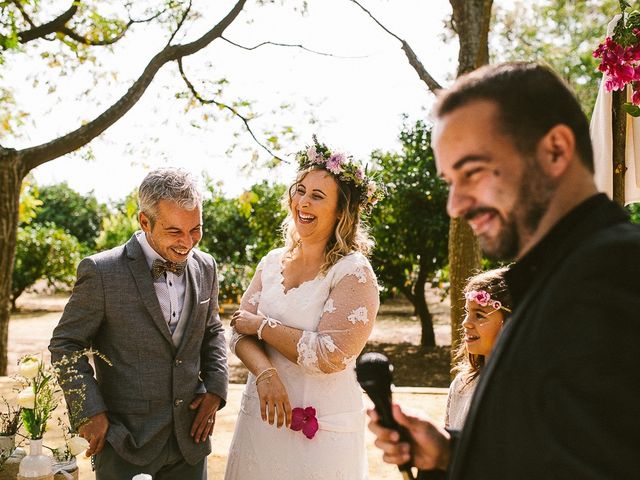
[445,267,513,430]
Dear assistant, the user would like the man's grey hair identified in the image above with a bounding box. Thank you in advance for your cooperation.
[138,168,202,224]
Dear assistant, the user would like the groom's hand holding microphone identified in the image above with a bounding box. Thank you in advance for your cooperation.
[357,353,450,480]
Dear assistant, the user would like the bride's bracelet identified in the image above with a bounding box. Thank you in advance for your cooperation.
[257,314,282,340]
[255,367,278,385]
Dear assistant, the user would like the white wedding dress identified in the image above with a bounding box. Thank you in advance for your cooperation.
[225,248,380,480]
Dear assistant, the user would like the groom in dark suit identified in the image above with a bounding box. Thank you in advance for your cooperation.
[50,167,228,479]
[368,62,640,478]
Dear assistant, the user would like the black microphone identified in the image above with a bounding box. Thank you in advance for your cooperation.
[356,352,415,480]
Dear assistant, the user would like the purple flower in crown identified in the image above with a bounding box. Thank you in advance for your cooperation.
[326,153,345,174]
[356,168,365,181]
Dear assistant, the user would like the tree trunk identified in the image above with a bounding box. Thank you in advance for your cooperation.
[0,149,26,375]
[416,261,435,348]
[447,0,492,366]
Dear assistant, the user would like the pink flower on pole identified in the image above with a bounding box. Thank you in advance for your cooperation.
[290,406,319,439]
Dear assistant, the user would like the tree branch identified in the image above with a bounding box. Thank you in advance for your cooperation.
[349,0,442,93]
[221,36,358,58]
[178,59,285,164]
[19,0,247,172]
[17,1,78,45]
[59,25,129,46]
[12,0,36,29]
[166,0,193,47]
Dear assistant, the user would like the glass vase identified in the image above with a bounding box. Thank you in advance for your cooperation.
[18,438,53,479]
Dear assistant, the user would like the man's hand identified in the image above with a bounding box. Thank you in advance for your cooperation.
[368,404,451,471]
[189,392,222,444]
[78,412,109,457]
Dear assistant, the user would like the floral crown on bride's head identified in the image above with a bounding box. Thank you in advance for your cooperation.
[296,135,386,213]
[465,289,512,313]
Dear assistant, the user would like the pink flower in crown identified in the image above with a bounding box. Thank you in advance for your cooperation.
[465,290,491,307]
[307,145,320,164]
[356,168,365,181]
[367,181,377,197]
[326,153,345,174]
[290,406,319,439]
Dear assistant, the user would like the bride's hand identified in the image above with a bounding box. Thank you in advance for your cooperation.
[256,372,291,429]
[230,309,262,336]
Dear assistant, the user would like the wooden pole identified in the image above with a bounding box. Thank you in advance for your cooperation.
[612,89,627,206]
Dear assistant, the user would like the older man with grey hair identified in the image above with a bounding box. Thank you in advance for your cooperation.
[50,167,228,479]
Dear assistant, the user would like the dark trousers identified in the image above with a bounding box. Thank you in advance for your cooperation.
[95,434,207,480]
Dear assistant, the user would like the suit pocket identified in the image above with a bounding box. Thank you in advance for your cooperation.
[199,298,210,305]
[105,397,150,415]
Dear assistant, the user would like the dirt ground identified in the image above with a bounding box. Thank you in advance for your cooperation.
[6,288,452,478]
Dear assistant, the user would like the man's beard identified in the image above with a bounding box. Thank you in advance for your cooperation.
[479,158,556,261]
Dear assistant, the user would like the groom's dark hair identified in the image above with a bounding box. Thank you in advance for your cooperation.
[434,62,594,172]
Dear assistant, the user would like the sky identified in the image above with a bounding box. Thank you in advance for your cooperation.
[10,1,461,203]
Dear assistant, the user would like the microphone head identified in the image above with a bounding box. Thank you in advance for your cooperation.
[355,352,394,394]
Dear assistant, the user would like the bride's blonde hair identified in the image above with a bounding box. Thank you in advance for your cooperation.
[282,166,373,273]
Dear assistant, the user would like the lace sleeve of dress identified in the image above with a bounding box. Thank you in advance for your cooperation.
[229,257,266,355]
[296,258,380,374]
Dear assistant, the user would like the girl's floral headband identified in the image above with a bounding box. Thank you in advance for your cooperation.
[465,290,512,313]
[296,135,386,213]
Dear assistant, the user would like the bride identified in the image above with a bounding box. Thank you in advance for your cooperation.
[224,137,385,479]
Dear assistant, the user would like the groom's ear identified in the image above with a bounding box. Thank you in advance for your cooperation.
[139,211,151,233]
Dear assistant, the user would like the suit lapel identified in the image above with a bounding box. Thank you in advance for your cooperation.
[125,235,175,349]
[176,255,202,353]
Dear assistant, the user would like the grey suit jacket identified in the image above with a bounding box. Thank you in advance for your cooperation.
[49,234,229,466]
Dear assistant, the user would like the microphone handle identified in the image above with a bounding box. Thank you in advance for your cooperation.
[370,392,446,480]
[368,391,415,478]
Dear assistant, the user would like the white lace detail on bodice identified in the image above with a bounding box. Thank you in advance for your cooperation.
[293,253,380,374]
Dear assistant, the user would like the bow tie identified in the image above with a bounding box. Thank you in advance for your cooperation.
[151,259,187,279]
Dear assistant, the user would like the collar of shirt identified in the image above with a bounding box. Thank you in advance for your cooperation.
[505,193,628,305]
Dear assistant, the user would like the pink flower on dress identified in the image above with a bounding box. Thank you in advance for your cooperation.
[290,406,319,439]
[326,153,345,174]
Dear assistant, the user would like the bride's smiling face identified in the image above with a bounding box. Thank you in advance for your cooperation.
[289,169,340,243]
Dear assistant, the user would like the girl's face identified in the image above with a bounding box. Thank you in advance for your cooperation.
[462,298,505,358]
[289,169,340,244]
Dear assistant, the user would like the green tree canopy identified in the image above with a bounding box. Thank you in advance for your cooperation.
[31,182,106,251]
[369,119,449,347]
[12,222,81,310]
[200,180,286,302]
[491,0,620,117]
